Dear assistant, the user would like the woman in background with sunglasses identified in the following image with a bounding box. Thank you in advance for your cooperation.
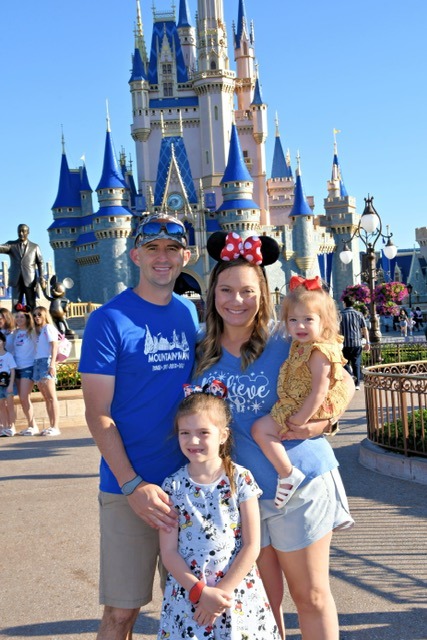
[13,307,38,435]
[32,306,60,436]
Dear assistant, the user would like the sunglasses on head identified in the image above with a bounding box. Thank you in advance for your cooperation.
[141,220,185,235]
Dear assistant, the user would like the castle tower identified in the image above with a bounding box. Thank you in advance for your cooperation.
[217,123,261,236]
[82,114,134,302]
[177,0,196,75]
[234,0,255,112]
[322,134,360,297]
[266,115,295,226]
[193,0,235,191]
[289,155,317,275]
[49,134,94,300]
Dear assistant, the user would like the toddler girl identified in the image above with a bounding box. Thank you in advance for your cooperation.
[252,276,349,509]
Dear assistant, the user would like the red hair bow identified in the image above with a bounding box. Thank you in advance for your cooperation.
[220,232,263,265]
[289,275,322,291]
[15,303,30,312]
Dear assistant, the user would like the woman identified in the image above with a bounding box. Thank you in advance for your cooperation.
[13,307,38,435]
[32,306,60,436]
[193,232,354,640]
[0,307,16,354]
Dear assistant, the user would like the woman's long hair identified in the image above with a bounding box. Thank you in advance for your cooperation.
[32,306,54,330]
[175,392,236,494]
[195,258,273,376]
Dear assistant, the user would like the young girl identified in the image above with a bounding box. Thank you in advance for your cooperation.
[157,383,280,640]
[32,306,60,436]
[13,306,38,435]
[0,331,17,437]
[251,275,349,509]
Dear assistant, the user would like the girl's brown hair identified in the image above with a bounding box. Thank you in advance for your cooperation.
[175,392,236,494]
[195,258,273,376]
[0,308,15,331]
[281,285,341,342]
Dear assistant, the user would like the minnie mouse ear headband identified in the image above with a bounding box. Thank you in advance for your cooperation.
[207,231,280,267]
[14,303,30,313]
[183,380,228,399]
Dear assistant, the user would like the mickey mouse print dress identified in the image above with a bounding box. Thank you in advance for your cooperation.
[157,463,280,640]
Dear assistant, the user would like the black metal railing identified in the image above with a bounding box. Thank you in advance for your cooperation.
[363,360,427,457]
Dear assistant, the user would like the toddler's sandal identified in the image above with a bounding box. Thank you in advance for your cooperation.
[274,467,305,509]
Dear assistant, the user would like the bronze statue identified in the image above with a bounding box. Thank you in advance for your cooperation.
[0,224,46,310]
[43,275,74,337]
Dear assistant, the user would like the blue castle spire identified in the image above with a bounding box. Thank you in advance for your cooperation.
[178,0,192,27]
[271,116,292,179]
[52,135,85,208]
[221,124,253,184]
[129,47,147,82]
[235,0,248,49]
[218,124,260,217]
[332,147,348,197]
[290,155,314,216]
[96,115,128,190]
[251,76,264,106]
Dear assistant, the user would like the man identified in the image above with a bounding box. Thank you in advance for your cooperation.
[340,296,370,390]
[0,224,46,310]
[79,214,199,640]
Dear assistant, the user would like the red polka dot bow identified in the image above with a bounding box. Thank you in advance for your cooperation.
[220,232,263,265]
[289,275,322,291]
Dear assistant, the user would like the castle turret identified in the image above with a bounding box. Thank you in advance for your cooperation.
[177,0,196,75]
[267,115,295,226]
[217,124,260,236]
[289,155,317,274]
[234,0,255,111]
[322,133,360,297]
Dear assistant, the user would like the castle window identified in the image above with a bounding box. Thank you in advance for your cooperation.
[56,229,61,234]
[210,60,217,70]
[95,218,100,223]
[214,106,218,120]
[57,208,62,212]
[206,151,209,165]
[109,189,114,194]
[68,208,73,212]
[162,63,172,75]
[163,82,173,97]
[71,228,76,233]
[109,217,115,222]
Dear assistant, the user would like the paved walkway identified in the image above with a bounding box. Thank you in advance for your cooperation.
[1,389,426,640]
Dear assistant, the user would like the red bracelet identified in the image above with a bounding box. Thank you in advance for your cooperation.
[189,579,206,604]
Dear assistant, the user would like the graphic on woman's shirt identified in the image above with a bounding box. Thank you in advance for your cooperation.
[200,371,272,414]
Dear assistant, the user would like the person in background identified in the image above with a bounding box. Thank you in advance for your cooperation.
[398,308,408,338]
[0,308,16,354]
[413,307,424,331]
[13,306,38,436]
[0,331,17,436]
[79,214,199,640]
[193,231,354,639]
[158,385,280,639]
[32,306,60,436]
[340,296,370,390]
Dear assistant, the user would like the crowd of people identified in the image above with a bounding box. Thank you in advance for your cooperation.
[0,305,60,437]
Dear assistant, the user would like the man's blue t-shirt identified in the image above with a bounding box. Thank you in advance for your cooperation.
[193,333,339,499]
[79,287,199,492]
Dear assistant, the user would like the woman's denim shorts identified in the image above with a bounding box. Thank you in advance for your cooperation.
[33,358,55,383]
[16,366,34,380]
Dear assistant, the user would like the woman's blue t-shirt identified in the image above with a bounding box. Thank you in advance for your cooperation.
[193,333,339,499]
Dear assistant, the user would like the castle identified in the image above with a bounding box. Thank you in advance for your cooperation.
[48,0,427,306]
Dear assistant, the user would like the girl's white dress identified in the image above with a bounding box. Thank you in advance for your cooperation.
[157,463,280,640]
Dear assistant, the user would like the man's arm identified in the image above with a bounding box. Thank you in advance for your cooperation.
[35,244,46,289]
[82,372,178,531]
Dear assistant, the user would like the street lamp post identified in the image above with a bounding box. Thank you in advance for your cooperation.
[339,195,398,345]
[407,283,413,309]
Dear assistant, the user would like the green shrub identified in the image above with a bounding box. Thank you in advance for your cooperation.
[383,409,427,454]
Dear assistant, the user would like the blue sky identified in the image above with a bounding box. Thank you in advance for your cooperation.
[2,0,426,265]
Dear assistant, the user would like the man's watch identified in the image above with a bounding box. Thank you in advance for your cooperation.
[120,474,144,496]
